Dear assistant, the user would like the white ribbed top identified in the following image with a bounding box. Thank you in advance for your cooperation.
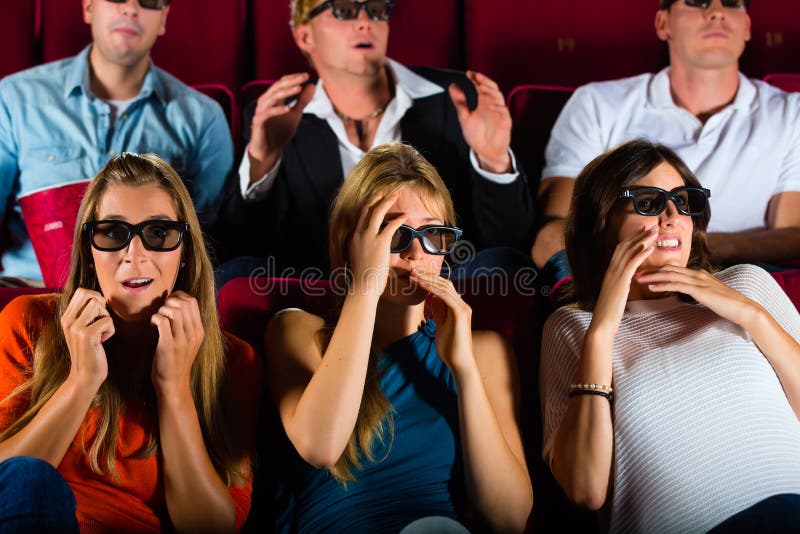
[540,264,800,533]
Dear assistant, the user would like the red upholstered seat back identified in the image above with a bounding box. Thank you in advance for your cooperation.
[740,0,800,79]
[764,73,800,93]
[464,0,667,92]
[507,84,574,181]
[0,0,39,79]
[252,0,462,81]
[770,269,800,312]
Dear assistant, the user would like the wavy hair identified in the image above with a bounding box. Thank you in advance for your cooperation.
[0,153,248,486]
[325,142,456,484]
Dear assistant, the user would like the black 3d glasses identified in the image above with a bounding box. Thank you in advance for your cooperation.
[83,220,188,252]
[105,0,170,11]
[618,186,711,217]
[661,0,748,9]
[386,224,462,255]
[308,0,395,22]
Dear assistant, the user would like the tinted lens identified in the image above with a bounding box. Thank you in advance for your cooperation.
[92,221,133,250]
[633,189,667,215]
[676,188,708,215]
[141,221,182,250]
[421,227,458,254]
[105,0,168,9]
[390,225,413,252]
[365,0,392,20]
[683,0,712,7]
[331,0,359,19]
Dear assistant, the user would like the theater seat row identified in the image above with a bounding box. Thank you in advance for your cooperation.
[2,0,798,93]
[1,270,799,529]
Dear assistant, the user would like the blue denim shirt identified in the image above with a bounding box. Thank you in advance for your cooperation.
[0,45,233,280]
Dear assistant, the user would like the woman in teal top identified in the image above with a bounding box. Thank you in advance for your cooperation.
[265,143,533,533]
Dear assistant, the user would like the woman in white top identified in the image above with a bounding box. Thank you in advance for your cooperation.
[540,139,800,533]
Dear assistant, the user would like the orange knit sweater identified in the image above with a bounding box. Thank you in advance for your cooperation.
[0,294,262,533]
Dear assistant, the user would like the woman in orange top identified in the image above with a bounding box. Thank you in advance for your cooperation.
[0,153,261,533]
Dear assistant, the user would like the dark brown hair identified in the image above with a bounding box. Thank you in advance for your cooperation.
[565,139,712,309]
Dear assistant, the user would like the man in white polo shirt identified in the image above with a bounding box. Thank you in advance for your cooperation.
[532,0,800,276]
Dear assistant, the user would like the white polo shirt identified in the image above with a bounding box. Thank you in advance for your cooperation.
[543,68,800,233]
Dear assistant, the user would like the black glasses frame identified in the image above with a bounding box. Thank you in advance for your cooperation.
[387,224,463,255]
[661,0,748,9]
[83,219,189,252]
[618,186,711,217]
[307,0,395,22]
[105,0,171,11]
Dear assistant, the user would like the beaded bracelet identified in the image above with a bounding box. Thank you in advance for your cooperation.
[568,389,614,402]
[569,383,613,394]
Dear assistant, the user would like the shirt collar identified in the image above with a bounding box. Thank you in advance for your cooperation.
[647,66,757,113]
[303,57,443,119]
[64,44,165,105]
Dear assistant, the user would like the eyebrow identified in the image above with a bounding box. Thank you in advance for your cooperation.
[99,214,177,221]
[384,213,443,223]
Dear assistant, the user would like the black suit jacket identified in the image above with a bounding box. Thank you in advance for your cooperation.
[219,67,535,274]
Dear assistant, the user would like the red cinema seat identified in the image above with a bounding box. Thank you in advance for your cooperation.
[0,287,53,312]
[150,0,247,89]
[42,0,247,89]
[740,0,800,80]
[0,0,39,79]
[771,270,800,313]
[252,0,462,81]
[239,80,274,114]
[507,84,575,181]
[763,73,800,93]
[464,0,668,92]
[40,0,91,63]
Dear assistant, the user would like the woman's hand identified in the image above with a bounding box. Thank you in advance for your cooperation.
[60,288,114,390]
[636,266,762,327]
[410,268,474,373]
[151,291,205,395]
[347,192,407,296]
[589,225,659,338]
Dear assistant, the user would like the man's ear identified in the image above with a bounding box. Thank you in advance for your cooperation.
[744,12,752,42]
[158,5,170,36]
[83,0,94,25]
[655,9,670,42]
[293,24,314,55]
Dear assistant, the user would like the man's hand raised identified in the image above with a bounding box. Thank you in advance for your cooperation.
[248,72,316,185]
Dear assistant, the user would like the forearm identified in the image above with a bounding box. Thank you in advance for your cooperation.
[532,218,566,268]
[157,386,236,534]
[247,146,280,188]
[708,227,800,264]
[744,307,800,418]
[284,293,379,466]
[551,333,614,509]
[454,362,532,532]
[0,374,97,466]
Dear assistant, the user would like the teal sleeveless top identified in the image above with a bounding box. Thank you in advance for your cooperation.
[275,320,463,533]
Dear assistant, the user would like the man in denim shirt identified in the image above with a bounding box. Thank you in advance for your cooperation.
[0,0,233,283]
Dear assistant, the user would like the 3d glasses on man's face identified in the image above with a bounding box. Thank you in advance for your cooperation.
[105,0,170,11]
[661,0,748,9]
[308,0,395,22]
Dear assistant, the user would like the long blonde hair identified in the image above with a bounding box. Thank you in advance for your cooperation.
[325,142,456,484]
[0,153,248,486]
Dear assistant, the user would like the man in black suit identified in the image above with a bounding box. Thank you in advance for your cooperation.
[219,0,534,276]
